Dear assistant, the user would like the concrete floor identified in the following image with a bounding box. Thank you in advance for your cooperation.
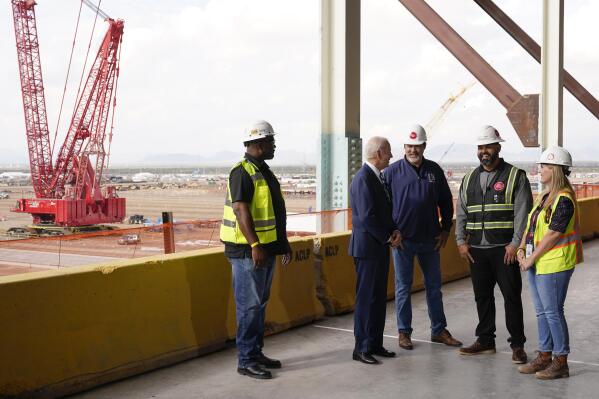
[71,240,599,399]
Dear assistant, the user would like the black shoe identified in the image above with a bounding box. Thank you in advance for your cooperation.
[255,353,282,369]
[372,347,396,358]
[352,351,379,365]
[237,365,272,379]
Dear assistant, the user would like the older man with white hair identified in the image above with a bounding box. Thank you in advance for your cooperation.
[349,136,401,365]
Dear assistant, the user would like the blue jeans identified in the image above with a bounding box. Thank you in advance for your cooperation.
[228,256,275,368]
[393,240,447,335]
[527,267,574,355]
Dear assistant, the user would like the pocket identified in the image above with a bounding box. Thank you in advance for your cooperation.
[539,246,564,261]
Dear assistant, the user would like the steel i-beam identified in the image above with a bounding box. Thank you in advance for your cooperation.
[398,0,539,146]
[474,0,599,120]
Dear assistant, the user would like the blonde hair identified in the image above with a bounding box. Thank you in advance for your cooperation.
[539,164,577,223]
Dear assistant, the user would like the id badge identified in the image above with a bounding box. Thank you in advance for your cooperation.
[526,243,533,258]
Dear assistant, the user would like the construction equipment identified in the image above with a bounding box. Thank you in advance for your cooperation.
[425,82,475,136]
[10,0,126,226]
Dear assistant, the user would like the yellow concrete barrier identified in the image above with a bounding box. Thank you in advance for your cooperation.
[578,197,599,240]
[0,236,323,398]
[314,225,469,316]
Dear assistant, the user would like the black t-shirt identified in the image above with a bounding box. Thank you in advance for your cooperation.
[223,154,291,258]
[525,194,574,245]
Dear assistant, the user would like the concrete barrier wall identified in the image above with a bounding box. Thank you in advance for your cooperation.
[315,224,469,316]
[1,197,597,397]
[0,236,323,398]
[578,197,599,240]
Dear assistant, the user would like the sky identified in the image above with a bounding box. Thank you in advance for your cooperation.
[0,0,598,166]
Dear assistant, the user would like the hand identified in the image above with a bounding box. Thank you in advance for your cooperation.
[516,248,526,262]
[519,256,534,272]
[251,245,268,269]
[504,244,517,265]
[281,252,292,266]
[434,230,449,251]
[458,243,474,263]
[390,230,404,250]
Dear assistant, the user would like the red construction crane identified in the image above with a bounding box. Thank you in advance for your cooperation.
[10,0,125,227]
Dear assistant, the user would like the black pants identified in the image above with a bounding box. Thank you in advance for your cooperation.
[353,253,390,353]
[469,246,526,348]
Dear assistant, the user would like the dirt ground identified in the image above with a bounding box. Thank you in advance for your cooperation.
[0,184,316,276]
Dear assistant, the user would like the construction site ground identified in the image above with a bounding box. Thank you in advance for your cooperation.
[0,185,315,276]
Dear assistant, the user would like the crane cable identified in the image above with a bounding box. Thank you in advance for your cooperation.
[71,0,103,133]
[51,0,84,162]
[103,41,122,183]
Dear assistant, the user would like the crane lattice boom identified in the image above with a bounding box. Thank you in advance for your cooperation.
[10,0,126,226]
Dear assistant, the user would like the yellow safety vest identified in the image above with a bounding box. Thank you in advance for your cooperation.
[220,159,277,245]
[524,192,583,275]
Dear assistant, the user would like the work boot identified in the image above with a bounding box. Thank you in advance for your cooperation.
[518,351,551,374]
[398,332,413,350]
[459,340,496,356]
[511,347,528,364]
[536,355,569,380]
[431,329,463,347]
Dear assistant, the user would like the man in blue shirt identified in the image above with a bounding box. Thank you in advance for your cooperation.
[384,124,462,350]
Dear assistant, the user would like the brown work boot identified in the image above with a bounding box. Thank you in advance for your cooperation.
[398,332,413,350]
[518,351,551,374]
[431,329,463,347]
[459,340,496,356]
[536,355,569,380]
[511,347,528,364]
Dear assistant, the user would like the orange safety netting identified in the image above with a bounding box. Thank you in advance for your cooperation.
[2,184,598,269]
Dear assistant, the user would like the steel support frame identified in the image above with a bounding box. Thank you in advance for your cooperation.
[541,0,564,149]
[318,0,362,231]
[398,0,539,147]
[474,0,599,120]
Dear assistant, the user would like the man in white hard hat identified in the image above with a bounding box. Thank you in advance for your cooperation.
[220,120,292,379]
[456,125,532,364]
[383,124,462,351]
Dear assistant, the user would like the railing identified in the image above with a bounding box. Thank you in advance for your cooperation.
[2,183,598,273]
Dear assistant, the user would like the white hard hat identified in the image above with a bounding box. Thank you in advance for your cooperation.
[538,146,572,167]
[404,124,427,145]
[476,125,505,145]
[243,120,276,144]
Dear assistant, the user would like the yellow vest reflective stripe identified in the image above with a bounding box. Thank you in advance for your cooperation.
[220,160,277,245]
[528,192,583,274]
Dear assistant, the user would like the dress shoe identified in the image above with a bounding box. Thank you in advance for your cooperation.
[352,351,379,364]
[237,365,272,379]
[459,340,496,356]
[255,353,282,369]
[511,347,528,364]
[431,329,463,347]
[398,332,413,350]
[372,347,396,358]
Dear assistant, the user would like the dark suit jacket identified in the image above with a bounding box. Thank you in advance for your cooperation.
[349,164,395,259]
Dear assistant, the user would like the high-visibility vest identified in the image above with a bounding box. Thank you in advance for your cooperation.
[220,159,277,245]
[463,161,521,244]
[525,191,583,275]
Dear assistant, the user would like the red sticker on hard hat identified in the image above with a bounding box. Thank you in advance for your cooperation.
[547,153,555,160]
[410,132,417,139]
[493,182,505,191]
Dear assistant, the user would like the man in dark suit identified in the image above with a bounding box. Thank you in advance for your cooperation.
[349,136,401,365]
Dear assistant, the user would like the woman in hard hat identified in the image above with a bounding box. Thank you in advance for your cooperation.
[516,146,583,380]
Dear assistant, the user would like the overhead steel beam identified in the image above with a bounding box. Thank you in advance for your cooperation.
[474,0,599,120]
[398,0,539,147]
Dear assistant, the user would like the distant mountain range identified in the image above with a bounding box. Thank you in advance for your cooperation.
[2,144,596,168]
